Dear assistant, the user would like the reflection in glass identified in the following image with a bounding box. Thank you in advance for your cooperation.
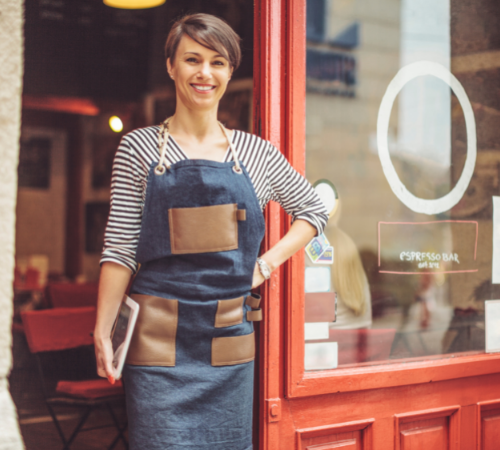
[327,224,371,330]
[304,0,500,370]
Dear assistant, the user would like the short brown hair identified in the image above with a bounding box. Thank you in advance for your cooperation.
[165,14,242,70]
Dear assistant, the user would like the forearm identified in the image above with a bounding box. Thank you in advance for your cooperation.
[261,219,317,272]
[94,261,132,341]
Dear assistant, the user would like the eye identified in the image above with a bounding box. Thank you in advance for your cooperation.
[213,60,225,66]
[186,57,198,63]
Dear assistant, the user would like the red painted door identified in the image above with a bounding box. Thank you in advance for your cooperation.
[253,1,500,449]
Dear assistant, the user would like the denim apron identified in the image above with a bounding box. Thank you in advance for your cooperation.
[122,120,265,450]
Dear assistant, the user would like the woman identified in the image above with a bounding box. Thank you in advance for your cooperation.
[94,14,328,450]
[326,225,372,329]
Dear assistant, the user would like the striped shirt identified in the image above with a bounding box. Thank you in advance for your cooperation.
[101,126,329,273]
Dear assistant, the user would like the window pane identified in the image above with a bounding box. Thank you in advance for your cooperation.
[304,0,500,370]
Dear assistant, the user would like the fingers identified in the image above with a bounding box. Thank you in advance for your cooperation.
[95,339,116,384]
[251,276,265,289]
[96,349,107,378]
[104,358,115,384]
[251,263,265,289]
[252,268,266,289]
[97,356,109,377]
[97,356,115,383]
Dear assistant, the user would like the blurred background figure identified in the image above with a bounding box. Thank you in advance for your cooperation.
[414,272,433,329]
[311,184,372,330]
[327,224,372,329]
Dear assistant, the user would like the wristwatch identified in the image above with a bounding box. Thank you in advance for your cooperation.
[256,257,272,280]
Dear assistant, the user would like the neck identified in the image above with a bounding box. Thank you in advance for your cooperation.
[169,101,221,140]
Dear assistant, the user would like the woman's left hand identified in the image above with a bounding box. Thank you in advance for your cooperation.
[251,262,266,288]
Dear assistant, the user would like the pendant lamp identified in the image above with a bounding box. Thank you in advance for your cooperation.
[104,0,165,9]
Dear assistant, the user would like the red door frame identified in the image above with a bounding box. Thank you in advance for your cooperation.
[253,1,285,448]
[254,0,500,448]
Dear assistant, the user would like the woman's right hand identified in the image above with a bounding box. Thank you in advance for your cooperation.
[94,333,116,384]
[94,262,133,385]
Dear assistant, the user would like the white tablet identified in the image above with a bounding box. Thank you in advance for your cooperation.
[111,295,140,380]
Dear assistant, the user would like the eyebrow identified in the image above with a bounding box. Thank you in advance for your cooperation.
[183,51,225,59]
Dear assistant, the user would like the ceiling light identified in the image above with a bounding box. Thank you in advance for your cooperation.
[104,0,165,9]
[109,116,124,133]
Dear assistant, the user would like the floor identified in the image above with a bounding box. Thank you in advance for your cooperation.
[20,409,128,450]
[10,330,128,450]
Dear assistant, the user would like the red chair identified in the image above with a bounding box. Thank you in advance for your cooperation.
[14,266,41,290]
[21,307,127,450]
[328,328,396,365]
[48,282,99,308]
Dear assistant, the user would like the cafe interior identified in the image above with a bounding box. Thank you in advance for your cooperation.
[12,1,253,448]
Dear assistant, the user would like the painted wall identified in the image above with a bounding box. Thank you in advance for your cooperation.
[15,127,67,274]
[82,115,120,282]
[0,0,27,448]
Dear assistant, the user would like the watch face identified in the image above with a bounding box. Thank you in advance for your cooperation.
[258,259,271,278]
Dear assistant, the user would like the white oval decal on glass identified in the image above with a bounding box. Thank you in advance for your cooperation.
[313,179,338,217]
[377,61,477,215]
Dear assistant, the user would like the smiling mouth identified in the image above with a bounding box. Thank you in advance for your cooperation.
[191,84,216,92]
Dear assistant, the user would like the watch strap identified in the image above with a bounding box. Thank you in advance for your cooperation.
[256,257,271,280]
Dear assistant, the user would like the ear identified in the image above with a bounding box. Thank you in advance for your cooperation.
[166,58,173,78]
[229,65,234,80]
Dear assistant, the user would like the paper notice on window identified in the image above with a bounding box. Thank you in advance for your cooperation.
[485,300,500,353]
[305,267,331,293]
[304,342,338,371]
[305,233,330,263]
[304,322,329,341]
[493,197,500,283]
[315,246,334,264]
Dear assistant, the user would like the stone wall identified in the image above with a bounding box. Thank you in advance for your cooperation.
[0,0,26,448]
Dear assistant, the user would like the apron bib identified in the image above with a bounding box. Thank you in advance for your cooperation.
[123,120,265,450]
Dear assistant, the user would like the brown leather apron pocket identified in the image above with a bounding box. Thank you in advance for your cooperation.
[169,204,245,254]
[126,294,178,367]
[211,332,255,366]
[214,297,244,328]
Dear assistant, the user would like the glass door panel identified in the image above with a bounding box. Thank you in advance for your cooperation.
[303,0,500,371]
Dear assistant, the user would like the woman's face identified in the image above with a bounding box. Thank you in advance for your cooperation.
[167,35,233,112]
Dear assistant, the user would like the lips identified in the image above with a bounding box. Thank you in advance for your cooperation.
[191,84,216,93]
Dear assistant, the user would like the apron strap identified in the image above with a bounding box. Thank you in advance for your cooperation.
[154,117,242,175]
[155,117,171,175]
[218,121,242,173]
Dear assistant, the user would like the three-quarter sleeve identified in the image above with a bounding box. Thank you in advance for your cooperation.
[99,128,329,274]
[266,143,329,235]
[100,137,147,273]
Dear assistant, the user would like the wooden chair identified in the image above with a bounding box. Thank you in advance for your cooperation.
[48,282,99,308]
[21,307,127,450]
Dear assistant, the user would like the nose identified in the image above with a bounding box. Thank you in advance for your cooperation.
[197,61,212,79]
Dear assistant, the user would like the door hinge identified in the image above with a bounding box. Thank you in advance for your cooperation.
[266,398,281,423]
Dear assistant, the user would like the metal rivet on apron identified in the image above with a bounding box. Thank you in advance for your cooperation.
[233,165,243,174]
[154,165,166,175]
